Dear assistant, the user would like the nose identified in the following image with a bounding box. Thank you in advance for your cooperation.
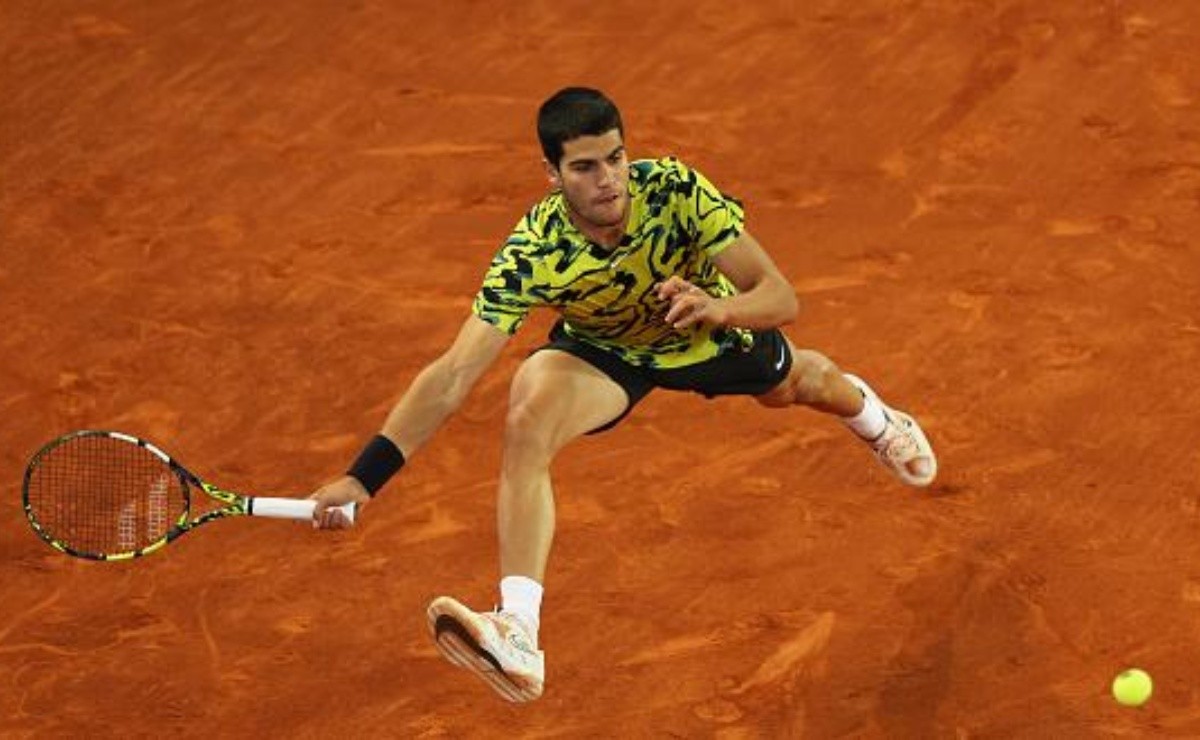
[599,162,620,189]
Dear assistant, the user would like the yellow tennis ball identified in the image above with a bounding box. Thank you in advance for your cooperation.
[1112,668,1153,707]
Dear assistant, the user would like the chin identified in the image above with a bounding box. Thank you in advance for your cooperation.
[568,196,627,229]
[598,201,629,226]
[594,212,624,228]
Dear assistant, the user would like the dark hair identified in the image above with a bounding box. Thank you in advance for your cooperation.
[537,87,624,168]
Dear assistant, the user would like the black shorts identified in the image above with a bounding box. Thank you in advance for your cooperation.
[534,321,793,433]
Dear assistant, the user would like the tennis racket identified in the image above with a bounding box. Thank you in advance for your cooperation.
[22,430,356,561]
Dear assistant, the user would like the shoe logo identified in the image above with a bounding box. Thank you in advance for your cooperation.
[506,631,535,655]
[773,341,787,372]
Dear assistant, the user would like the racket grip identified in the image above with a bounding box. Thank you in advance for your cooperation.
[249,497,357,526]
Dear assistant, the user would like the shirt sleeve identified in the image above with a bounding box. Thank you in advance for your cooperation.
[471,227,545,335]
[674,160,745,258]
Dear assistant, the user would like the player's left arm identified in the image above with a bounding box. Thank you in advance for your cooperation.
[659,230,798,330]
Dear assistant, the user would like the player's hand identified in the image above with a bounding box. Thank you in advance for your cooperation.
[656,276,730,329]
[309,476,370,530]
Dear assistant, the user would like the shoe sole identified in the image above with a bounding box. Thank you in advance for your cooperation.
[426,598,543,703]
[845,374,937,487]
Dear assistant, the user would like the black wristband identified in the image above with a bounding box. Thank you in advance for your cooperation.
[347,434,405,496]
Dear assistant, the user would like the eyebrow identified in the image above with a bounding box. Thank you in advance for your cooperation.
[565,145,625,167]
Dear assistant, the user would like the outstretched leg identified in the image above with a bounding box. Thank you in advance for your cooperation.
[496,350,628,580]
[756,345,937,486]
[429,349,629,703]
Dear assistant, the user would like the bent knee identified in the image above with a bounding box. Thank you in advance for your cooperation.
[756,349,841,407]
[501,397,563,475]
[793,350,838,398]
[504,392,556,448]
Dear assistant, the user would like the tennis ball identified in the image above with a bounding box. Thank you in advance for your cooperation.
[1111,668,1152,707]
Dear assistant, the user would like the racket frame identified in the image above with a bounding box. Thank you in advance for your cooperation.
[23,430,351,561]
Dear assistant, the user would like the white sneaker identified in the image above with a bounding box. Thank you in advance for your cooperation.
[427,595,545,703]
[845,374,937,487]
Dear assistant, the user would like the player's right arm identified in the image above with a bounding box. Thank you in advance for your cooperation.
[381,314,510,457]
[310,314,510,527]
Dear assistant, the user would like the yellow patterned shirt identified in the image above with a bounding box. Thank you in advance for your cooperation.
[472,157,750,368]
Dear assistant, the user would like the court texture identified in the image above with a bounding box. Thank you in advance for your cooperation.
[2,2,1199,736]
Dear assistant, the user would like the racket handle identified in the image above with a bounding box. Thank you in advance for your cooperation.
[249,497,357,526]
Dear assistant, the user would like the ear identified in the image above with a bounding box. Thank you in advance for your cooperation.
[543,158,561,189]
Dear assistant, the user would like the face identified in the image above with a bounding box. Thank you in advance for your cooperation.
[547,129,630,232]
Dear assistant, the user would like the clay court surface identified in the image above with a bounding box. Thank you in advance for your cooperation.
[3,1,1200,736]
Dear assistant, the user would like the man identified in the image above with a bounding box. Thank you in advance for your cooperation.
[310,87,936,703]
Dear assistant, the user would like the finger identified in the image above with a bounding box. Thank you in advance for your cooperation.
[656,277,690,300]
[664,296,702,325]
[306,497,322,528]
[673,303,706,329]
[663,295,690,324]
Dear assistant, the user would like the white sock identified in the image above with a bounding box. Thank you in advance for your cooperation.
[500,575,543,637]
[842,381,888,440]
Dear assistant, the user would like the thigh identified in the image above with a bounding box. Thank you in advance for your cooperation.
[509,349,633,446]
[530,321,656,434]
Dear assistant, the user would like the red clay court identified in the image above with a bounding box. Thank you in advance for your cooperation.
[3,2,1200,736]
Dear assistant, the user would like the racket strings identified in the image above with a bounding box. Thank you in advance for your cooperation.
[26,435,188,556]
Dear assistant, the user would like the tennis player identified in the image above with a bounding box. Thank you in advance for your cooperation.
[310,87,936,702]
